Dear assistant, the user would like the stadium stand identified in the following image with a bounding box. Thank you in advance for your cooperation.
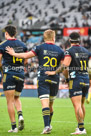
[0,0,91,29]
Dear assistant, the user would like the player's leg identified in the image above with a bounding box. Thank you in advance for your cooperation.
[4,90,18,132]
[69,78,87,135]
[71,95,84,123]
[81,82,89,131]
[40,98,50,127]
[38,80,51,134]
[49,82,59,128]
[4,90,15,122]
[81,97,85,120]
[40,97,50,134]
[71,95,86,135]
[71,95,86,134]
[14,91,23,119]
[14,96,22,112]
[14,95,24,130]
[49,101,53,126]
[14,78,24,131]
[49,100,54,131]
[3,74,18,132]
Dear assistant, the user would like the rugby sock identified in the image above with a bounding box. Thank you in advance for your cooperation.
[49,112,53,124]
[17,111,23,118]
[78,123,84,131]
[11,122,16,130]
[42,107,50,127]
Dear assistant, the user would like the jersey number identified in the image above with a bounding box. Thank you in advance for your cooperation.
[43,56,57,67]
[80,60,86,70]
[13,56,23,63]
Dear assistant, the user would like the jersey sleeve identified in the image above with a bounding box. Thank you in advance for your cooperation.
[31,45,40,56]
[64,49,71,58]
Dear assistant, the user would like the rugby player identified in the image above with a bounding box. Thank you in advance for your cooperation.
[0,25,27,132]
[45,32,91,135]
[6,29,64,134]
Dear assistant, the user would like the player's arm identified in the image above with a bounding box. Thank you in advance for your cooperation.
[24,59,28,66]
[56,56,71,74]
[62,68,68,79]
[6,46,35,59]
[60,59,69,82]
[45,56,72,75]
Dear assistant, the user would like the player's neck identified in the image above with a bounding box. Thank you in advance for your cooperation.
[7,36,15,40]
[45,41,55,44]
[71,43,80,46]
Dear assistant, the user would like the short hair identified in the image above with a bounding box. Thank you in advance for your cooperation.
[43,29,55,41]
[4,25,17,37]
[69,32,80,44]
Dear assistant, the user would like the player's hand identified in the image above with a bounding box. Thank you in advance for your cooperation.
[6,46,15,56]
[45,71,56,75]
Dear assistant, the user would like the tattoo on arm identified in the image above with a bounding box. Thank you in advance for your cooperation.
[55,64,67,74]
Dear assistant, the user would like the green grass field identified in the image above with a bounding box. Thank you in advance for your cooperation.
[0,97,91,136]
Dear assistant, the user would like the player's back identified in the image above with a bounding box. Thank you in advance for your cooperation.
[0,39,27,74]
[32,43,64,79]
[67,45,90,76]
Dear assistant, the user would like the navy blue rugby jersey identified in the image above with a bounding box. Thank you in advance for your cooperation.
[31,43,64,78]
[0,39,27,74]
[65,45,91,78]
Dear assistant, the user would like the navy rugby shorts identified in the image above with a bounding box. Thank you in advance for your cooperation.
[37,76,59,100]
[3,73,24,94]
[69,74,89,98]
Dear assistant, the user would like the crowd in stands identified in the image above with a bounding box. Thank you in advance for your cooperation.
[0,0,91,29]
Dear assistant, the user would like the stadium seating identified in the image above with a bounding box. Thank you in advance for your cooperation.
[0,0,91,29]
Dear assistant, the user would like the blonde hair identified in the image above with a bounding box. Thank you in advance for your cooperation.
[43,29,55,42]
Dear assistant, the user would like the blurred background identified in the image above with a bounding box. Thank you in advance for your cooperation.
[0,0,91,97]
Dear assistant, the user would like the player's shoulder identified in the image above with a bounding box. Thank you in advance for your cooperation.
[16,40,27,50]
[80,45,89,52]
[33,42,44,48]
[65,46,73,54]
[54,44,62,49]
[66,46,73,51]
[66,45,81,52]
[16,39,25,45]
[56,46,64,55]
[0,40,7,46]
[35,42,50,50]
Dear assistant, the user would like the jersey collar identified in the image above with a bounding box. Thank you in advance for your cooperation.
[7,39,17,40]
[45,42,54,45]
[72,44,80,46]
